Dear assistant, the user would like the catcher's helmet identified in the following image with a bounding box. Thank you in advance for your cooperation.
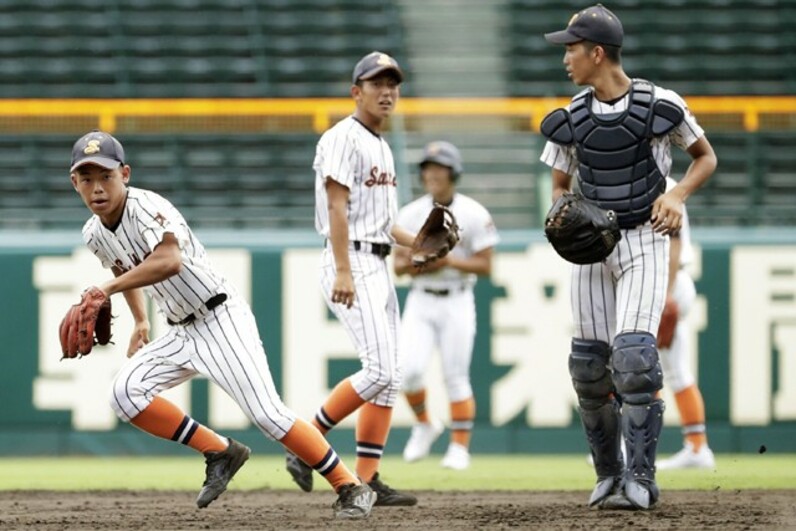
[419,141,462,182]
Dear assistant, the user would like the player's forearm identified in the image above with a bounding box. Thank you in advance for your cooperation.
[448,254,492,276]
[667,236,681,297]
[100,249,181,296]
[123,288,149,323]
[393,249,415,276]
[390,224,416,248]
[551,169,572,201]
[675,137,718,202]
[327,207,352,273]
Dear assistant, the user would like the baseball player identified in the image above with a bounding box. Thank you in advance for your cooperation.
[657,178,715,470]
[285,51,418,506]
[395,141,499,470]
[68,131,376,519]
[540,4,717,510]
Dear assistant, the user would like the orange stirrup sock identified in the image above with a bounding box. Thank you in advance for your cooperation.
[405,389,429,423]
[280,419,358,491]
[450,397,475,448]
[313,379,366,435]
[355,402,393,482]
[130,396,228,454]
[674,385,708,451]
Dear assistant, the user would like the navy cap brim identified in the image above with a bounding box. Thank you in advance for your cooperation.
[70,156,122,172]
[544,29,584,44]
[357,65,404,83]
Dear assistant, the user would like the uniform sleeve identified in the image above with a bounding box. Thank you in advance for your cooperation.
[658,89,705,151]
[134,195,189,253]
[313,129,358,190]
[469,203,500,253]
[540,140,578,176]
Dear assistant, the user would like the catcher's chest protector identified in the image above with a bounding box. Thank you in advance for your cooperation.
[541,79,684,228]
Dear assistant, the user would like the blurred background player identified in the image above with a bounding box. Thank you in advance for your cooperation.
[285,51,419,506]
[68,131,375,519]
[394,141,499,471]
[657,177,715,470]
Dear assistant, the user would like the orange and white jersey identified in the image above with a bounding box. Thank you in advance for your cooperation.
[314,115,399,245]
[397,193,499,291]
[82,186,228,324]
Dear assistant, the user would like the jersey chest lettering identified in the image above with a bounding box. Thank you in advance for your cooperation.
[364,166,397,187]
[105,232,150,273]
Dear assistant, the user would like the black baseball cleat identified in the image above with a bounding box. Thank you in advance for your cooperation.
[367,473,418,506]
[333,482,377,519]
[196,438,251,509]
[286,451,314,492]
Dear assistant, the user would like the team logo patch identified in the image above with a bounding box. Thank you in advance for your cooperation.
[377,53,394,66]
[83,139,102,155]
[568,13,579,26]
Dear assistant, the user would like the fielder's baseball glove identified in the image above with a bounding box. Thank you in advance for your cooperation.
[411,204,460,267]
[59,286,113,359]
[544,192,621,265]
[657,298,678,349]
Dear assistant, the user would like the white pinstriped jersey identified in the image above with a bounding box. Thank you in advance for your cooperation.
[540,83,704,181]
[314,116,398,245]
[83,187,228,324]
[397,193,499,290]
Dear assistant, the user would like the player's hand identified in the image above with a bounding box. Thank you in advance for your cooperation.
[413,254,449,275]
[331,270,356,309]
[651,191,684,235]
[127,321,150,358]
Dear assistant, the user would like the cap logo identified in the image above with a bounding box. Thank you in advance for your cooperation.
[427,142,441,155]
[83,139,101,155]
[377,53,394,66]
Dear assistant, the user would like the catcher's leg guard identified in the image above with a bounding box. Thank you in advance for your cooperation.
[569,338,624,506]
[611,332,665,509]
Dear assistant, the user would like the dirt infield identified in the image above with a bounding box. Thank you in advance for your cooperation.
[1,489,793,530]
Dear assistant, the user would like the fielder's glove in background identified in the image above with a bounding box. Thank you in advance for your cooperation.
[59,286,113,359]
[411,204,460,267]
[544,192,621,265]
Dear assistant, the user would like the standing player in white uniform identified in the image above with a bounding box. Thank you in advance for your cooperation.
[68,131,375,519]
[395,141,499,470]
[285,52,419,506]
[540,5,717,510]
[657,178,715,470]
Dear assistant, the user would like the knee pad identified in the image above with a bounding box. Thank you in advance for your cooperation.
[569,338,613,410]
[611,332,663,404]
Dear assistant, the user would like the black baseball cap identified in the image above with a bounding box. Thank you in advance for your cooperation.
[70,130,125,172]
[545,4,624,47]
[352,51,404,84]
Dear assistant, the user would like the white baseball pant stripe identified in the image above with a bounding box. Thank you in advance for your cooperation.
[571,223,669,344]
[110,296,296,440]
[319,248,402,407]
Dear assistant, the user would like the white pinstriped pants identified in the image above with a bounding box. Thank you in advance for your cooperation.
[110,296,296,440]
[570,222,670,345]
[319,248,402,407]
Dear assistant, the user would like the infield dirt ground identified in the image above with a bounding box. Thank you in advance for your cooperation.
[1,489,793,530]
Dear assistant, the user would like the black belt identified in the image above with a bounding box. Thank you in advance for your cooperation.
[423,288,452,296]
[167,293,227,326]
[353,240,391,258]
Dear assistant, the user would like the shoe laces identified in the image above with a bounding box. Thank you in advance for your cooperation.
[369,474,397,496]
[202,451,227,486]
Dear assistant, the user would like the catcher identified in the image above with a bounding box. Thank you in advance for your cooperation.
[63,130,377,519]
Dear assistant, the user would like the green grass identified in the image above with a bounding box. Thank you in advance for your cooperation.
[1,454,794,491]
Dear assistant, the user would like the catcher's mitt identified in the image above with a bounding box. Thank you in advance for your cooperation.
[411,204,460,267]
[657,298,679,349]
[544,193,621,265]
[59,286,113,359]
